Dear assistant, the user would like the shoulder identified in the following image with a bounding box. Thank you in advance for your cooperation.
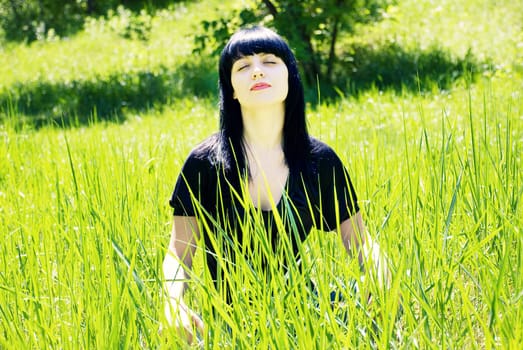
[181,133,222,172]
[308,136,341,163]
[297,136,344,179]
[186,133,221,161]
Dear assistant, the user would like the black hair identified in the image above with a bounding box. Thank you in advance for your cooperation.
[216,25,310,179]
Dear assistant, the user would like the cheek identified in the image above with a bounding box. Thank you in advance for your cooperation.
[230,75,243,94]
[231,80,241,99]
[280,68,289,87]
[230,79,238,99]
[280,72,289,94]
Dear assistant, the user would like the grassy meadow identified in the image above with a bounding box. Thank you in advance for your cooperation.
[1,0,522,348]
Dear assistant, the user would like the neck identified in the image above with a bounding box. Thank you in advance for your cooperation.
[241,103,285,149]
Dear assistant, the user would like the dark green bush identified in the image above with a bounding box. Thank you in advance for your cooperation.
[329,41,487,96]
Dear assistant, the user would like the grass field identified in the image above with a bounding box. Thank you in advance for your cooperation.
[1,0,522,348]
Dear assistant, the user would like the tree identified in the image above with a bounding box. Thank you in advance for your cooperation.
[194,0,392,91]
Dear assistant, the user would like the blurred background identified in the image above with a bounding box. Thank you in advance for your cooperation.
[1,0,521,128]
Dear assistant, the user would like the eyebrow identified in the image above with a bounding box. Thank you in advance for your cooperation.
[236,52,277,60]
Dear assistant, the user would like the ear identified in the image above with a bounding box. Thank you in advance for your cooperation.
[233,91,237,99]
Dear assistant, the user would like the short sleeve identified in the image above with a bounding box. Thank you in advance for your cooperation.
[169,151,213,216]
[317,146,360,231]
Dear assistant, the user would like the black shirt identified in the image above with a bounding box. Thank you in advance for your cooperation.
[169,135,359,282]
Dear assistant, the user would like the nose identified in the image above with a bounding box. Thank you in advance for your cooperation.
[252,66,264,80]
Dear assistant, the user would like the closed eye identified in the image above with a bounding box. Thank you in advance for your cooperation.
[233,59,251,71]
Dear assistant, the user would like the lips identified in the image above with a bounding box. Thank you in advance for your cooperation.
[250,82,271,91]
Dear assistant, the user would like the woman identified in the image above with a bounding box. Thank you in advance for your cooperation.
[163,25,385,343]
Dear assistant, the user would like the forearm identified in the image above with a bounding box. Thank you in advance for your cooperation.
[340,212,367,270]
[345,233,374,275]
[360,236,389,287]
[163,216,199,301]
[163,251,188,302]
[340,214,389,285]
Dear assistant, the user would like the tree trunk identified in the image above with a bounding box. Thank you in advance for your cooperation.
[86,0,96,14]
[302,34,321,86]
[261,0,278,17]
[326,15,340,82]
[326,0,345,84]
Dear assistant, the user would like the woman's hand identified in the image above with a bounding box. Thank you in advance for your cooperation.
[164,299,204,345]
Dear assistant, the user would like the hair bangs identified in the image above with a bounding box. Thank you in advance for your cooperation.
[225,27,290,64]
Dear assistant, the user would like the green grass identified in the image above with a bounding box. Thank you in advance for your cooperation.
[1,0,522,348]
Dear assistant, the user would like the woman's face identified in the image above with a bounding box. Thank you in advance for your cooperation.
[230,53,288,109]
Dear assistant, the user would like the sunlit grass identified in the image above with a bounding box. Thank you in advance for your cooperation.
[1,75,522,347]
[364,0,523,68]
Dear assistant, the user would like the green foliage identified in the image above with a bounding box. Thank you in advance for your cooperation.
[0,0,85,42]
[107,6,153,41]
[0,0,185,43]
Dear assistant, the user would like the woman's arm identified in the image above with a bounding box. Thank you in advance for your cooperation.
[340,211,366,268]
[340,212,389,286]
[162,215,204,343]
